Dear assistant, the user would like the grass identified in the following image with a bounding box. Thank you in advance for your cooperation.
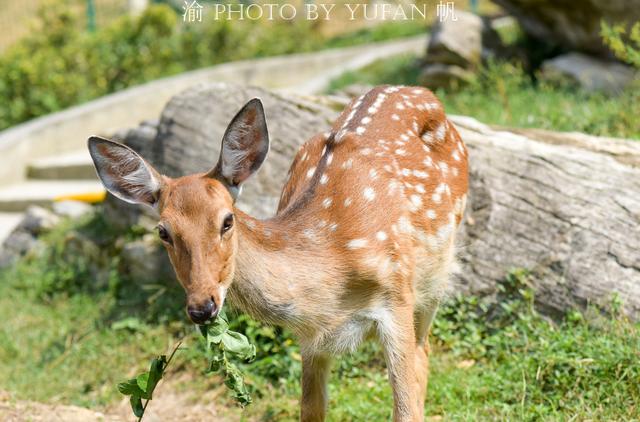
[1,215,639,420]
[328,54,640,140]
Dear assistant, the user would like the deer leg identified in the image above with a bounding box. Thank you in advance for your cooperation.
[379,304,421,422]
[300,352,332,422]
[413,302,439,418]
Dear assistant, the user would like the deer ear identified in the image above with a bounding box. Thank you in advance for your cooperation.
[208,98,269,200]
[88,136,163,207]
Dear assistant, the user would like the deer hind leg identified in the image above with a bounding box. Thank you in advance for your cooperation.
[413,301,439,417]
[378,303,422,422]
[300,352,332,422]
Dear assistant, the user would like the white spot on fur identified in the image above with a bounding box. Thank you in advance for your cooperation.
[376,231,388,241]
[435,123,446,142]
[347,238,368,249]
[322,197,333,208]
[364,187,375,201]
[306,167,316,179]
[398,216,412,233]
[320,174,329,184]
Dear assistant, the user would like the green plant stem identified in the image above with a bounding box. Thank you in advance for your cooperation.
[137,340,182,422]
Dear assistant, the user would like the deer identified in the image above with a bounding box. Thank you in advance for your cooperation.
[88,85,468,422]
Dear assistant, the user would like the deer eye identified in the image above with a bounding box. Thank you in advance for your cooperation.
[222,213,234,234]
[156,225,172,244]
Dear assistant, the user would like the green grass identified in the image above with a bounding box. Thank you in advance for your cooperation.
[1,217,639,420]
[328,54,640,140]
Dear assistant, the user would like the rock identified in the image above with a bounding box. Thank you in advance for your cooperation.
[426,11,483,68]
[491,0,640,57]
[336,83,374,98]
[52,200,94,219]
[120,234,173,283]
[19,206,61,235]
[0,231,39,268]
[541,53,636,93]
[419,63,475,90]
[421,11,488,89]
[450,115,640,318]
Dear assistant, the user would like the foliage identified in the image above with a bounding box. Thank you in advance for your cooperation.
[199,312,256,406]
[0,2,425,131]
[601,21,640,68]
[118,342,181,420]
[328,54,640,139]
[1,213,639,420]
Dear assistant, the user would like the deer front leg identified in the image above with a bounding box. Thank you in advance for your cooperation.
[300,352,332,422]
[379,305,422,422]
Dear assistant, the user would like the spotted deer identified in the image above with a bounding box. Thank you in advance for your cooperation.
[88,85,468,422]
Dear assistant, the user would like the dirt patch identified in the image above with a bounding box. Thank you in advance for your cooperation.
[0,373,240,422]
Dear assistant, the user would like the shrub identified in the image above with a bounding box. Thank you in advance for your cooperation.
[0,2,424,131]
[601,21,640,68]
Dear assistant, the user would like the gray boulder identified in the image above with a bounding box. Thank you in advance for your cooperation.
[52,200,94,219]
[19,206,61,235]
[420,11,488,89]
[541,52,636,93]
[121,234,174,284]
[426,11,484,68]
[491,0,640,57]
[0,231,40,268]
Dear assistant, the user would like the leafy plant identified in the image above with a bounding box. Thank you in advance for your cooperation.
[199,311,257,406]
[601,21,640,68]
[118,342,181,421]
[117,311,257,418]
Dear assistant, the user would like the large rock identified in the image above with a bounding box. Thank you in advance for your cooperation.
[108,85,640,319]
[421,11,482,89]
[541,52,636,93]
[451,115,640,318]
[420,11,499,89]
[491,0,640,57]
[426,11,483,68]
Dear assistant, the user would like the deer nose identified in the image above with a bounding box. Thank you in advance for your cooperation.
[187,300,217,324]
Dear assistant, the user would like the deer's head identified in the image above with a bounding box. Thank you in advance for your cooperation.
[88,99,269,324]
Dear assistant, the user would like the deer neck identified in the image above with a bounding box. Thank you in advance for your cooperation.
[228,209,338,330]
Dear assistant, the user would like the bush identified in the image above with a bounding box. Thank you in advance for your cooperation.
[0,2,425,131]
[601,21,640,68]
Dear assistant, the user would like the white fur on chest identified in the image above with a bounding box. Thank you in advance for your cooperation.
[313,305,396,355]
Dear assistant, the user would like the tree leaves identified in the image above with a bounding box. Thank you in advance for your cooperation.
[201,312,257,407]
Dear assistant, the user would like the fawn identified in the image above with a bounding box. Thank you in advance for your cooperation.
[88,85,468,421]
